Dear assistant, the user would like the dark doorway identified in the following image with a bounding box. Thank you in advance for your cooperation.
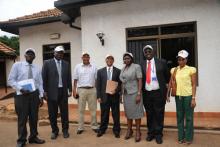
[43,43,71,63]
[0,61,6,87]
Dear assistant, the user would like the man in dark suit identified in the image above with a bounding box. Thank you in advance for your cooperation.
[96,54,121,138]
[141,45,169,144]
[42,46,72,140]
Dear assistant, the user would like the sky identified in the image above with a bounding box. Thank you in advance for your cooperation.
[0,0,56,36]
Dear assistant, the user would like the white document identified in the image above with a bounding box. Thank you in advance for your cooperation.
[17,79,36,95]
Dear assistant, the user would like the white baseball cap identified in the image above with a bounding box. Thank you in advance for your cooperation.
[82,52,90,56]
[177,50,189,58]
[25,48,35,55]
[143,45,153,52]
[105,54,114,59]
[123,52,133,58]
[54,46,65,52]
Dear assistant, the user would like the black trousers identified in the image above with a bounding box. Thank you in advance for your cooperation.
[47,88,69,134]
[99,95,120,133]
[14,90,40,144]
[143,89,165,137]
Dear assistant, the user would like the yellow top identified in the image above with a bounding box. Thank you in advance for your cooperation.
[171,65,196,96]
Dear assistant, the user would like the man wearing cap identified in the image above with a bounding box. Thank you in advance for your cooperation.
[73,52,99,134]
[42,46,72,139]
[96,54,121,138]
[141,45,169,144]
[8,48,45,147]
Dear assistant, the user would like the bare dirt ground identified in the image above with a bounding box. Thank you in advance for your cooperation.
[0,121,220,147]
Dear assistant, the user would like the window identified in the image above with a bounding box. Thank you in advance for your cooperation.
[126,22,197,70]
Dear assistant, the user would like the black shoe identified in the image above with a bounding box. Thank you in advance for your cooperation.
[114,132,120,138]
[63,131,70,138]
[29,137,45,144]
[76,130,84,135]
[146,135,154,142]
[97,131,104,137]
[51,133,58,140]
[16,142,25,147]
[155,136,163,144]
[93,129,99,133]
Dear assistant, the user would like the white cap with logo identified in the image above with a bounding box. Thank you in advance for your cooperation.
[105,54,114,59]
[123,52,133,58]
[177,50,189,58]
[54,46,65,52]
[143,45,153,52]
[25,48,35,55]
[82,52,90,56]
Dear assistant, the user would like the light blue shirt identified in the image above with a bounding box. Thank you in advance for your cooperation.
[54,58,63,87]
[8,61,44,98]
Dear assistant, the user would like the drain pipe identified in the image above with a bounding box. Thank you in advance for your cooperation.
[61,13,81,30]
[69,22,81,30]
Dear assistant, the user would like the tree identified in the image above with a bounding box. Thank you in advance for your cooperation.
[0,35,19,55]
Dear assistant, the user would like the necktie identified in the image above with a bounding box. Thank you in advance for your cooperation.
[107,67,111,80]
[57,61,62,86]
[146,61,151,84]
[28,64,33,79]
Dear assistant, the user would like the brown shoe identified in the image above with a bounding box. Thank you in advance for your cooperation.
[135,132,141,142]
[124,130,133,140]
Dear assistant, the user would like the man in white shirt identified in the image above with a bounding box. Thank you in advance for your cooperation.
[73,52,99,134]
[8,48,45,147]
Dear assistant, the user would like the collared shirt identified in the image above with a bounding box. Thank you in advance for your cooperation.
[54,58,63,87]
[106,66,113,80]
[171,65,196,96]
[73,63,97,87]
[8,61,44,98]
[145,58,160,91]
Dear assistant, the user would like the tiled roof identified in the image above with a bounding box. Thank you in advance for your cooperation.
[1,8,62,23]
[0,42,16,55]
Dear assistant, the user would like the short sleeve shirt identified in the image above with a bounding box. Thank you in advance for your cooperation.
[171,65,196,96]
[73,63,97,87]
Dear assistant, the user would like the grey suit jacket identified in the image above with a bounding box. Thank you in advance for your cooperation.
[120,63,142,95]
[42,59,72,101]
[96,66,121,103]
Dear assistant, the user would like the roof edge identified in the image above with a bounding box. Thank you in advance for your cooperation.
[0,16,61,35]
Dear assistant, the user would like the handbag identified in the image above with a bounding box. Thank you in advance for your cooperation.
[168,67,178,97]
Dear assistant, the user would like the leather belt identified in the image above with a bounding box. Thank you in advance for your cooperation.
[79,86,94,89]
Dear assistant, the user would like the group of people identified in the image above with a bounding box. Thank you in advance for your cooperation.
[8,44,197,147]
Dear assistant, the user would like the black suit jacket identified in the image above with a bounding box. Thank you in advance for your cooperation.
[96,66,121,103]
[42,59,72,101]
[141,58,170,99]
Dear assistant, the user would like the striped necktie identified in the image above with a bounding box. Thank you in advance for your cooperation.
[107,67,111,80]
[28,64,33,79]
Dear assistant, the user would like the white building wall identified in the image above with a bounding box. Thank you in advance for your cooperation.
[6,59,16,83]
[19,18,82,73]
[81,0,220,112]
[18,19,82,105]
